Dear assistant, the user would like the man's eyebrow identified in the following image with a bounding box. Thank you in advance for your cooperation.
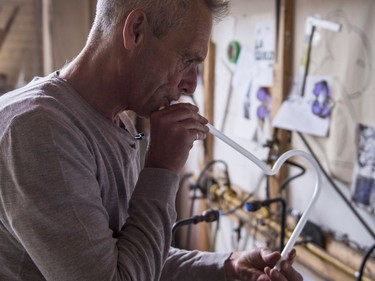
[193,56,205,63]
[189,52,205,63]
[182,51,205,63]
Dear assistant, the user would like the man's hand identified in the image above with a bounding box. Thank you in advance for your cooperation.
[145,103,208,175]
[225,248,303,281]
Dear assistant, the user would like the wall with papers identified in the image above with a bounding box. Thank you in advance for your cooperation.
[208,0,375,253]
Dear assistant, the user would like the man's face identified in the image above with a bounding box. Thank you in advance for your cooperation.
[129,2,213,117]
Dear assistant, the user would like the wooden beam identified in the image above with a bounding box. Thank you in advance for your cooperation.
[325,237,375,280]
[272,0,294,117]
[295,245,357,281]
[203,40,215,164]
[42,0,53,75]
[269,0,294,201]
[187,40,215,252]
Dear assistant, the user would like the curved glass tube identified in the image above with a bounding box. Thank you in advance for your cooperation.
[207,124,321,270]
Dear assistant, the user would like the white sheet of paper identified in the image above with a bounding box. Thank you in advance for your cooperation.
[230,47,258,141]
[272,97,330,137]
[273,76,332,137]
[215,61,233,130]
[253,20,275,87]
[232,80,257,141]
[234,115,258,141]
[232,46,255,93]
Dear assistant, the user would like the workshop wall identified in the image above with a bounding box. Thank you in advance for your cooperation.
[0,0,43,92]
[50,0,94,69]
[1,0,374,278]
[206,0,375,257]
[0,0,94,93]
[291,0,375,251]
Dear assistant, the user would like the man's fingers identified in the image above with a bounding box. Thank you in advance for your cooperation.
[155,103,200,120]
[192,129,207,141]
[285,249,297,264]
[279,260,303,281]
[260,248,281,266]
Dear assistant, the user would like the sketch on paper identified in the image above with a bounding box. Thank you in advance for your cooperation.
[351,124,375,213]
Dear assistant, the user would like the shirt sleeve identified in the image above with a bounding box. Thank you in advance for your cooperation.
[0,109,179,281]
[160,247,230,281]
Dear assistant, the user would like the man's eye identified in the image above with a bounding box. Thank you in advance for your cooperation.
[178,59,193,72]
[184,59,194,66]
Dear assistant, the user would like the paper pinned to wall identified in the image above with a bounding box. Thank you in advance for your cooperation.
[231,47,258,141]
[253,20,275,87]
[351,124,375,213]
[232,46,255,92]
[234,80,259,142]
[215,60,233,131]
[231,19,276,93]
[229,20,275,142]
[273,76,333,137]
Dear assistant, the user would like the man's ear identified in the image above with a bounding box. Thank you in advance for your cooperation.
[123,9,148,50]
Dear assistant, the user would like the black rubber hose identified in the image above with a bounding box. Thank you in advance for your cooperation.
[298,132,375,239]
[357,242,375,281]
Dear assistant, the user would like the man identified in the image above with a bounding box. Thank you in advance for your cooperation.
[0,0,303,280]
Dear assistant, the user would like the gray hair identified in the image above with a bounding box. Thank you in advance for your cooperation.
[90,0,229,39]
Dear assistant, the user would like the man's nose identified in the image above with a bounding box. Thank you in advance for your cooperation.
[178,66,198,96]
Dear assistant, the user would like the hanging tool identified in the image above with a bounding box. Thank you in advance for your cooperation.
[299,16,341,96]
